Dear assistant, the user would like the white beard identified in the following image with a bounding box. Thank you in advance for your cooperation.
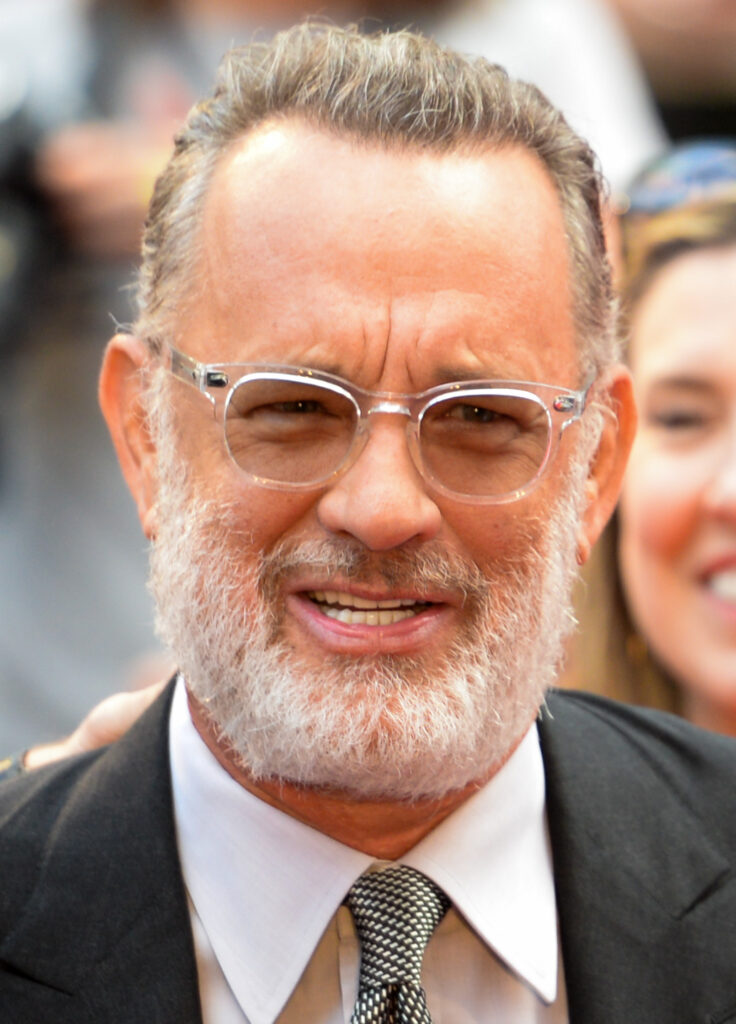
[149,412,586,801]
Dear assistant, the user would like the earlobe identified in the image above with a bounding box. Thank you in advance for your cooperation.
[576,365,637,565]
[99,334,159,539]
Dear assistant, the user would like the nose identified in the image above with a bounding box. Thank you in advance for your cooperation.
[703,430,736,522]
[700,419,736,524]
[316,419,442,551]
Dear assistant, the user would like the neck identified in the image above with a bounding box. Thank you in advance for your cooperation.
[682,690,736,738]
[188,691,526,859]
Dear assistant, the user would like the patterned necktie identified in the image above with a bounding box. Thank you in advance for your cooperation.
[346,865,451,1024]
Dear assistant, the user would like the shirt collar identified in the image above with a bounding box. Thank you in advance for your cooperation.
[404,725,558,1001]
[169,679,557,1024]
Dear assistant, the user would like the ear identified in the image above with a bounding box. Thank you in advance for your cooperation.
[99,334,159,540]
[576,364,637,565]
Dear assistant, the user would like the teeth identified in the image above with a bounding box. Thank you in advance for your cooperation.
[708,570,736,603]
[307,590,430,624]
[309,590,420,610]
[352,595,401,609]
[321,606,421,625]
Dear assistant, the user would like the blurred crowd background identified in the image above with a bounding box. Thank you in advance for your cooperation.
[1,0,735,750]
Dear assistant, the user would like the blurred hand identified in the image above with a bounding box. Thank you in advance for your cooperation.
[34,119,177,258]
[24,680,168,769]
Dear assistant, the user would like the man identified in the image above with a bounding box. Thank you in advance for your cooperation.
[1,22,735,1024]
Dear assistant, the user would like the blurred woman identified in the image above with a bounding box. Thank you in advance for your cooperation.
[568,140,736,732]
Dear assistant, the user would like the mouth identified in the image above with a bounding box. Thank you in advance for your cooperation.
[306,590,433,625]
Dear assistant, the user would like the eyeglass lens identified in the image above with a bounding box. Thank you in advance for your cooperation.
[224,377,552,496]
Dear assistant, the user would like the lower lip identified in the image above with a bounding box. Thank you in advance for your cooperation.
[286,593,453,655]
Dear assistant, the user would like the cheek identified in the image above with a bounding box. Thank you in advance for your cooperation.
[440,495,557,576]
[616,448,697,674]
[173,411,319,549]
[448,515,506,564]
[226,486,321,551]
[619,443,702,560]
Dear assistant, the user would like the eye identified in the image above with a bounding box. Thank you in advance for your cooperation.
[648,407,713,432]
[268,399,329,415]
[643,381,721,439]
[430,392,545,434]
[229,379,349,422]
[446,403,507,424]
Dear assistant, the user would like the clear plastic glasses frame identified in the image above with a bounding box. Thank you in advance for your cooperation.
[166,345,592,504]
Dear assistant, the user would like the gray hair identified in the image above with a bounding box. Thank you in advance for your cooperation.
[136,21,618,376]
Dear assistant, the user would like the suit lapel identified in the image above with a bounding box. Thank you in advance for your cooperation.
[539,690,736,1024]
[6,683,736,1023]
[0,682,202,1023]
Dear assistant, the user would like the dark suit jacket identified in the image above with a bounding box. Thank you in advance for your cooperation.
[2,685,736,1023]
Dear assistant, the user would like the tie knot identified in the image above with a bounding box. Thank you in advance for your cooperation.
[346,866,450,987]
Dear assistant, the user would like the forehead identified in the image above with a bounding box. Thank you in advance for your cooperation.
[630,244,736,379]
[183,119,578,386]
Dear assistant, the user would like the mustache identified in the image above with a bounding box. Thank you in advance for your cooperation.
[257,536,498,605]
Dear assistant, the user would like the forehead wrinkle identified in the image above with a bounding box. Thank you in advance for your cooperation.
[303,285,505,389]
[409,312,546,387]
[262,296,397,383]
[374,298,393,384]
[380,288,497,390]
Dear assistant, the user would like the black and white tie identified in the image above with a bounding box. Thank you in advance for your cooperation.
[346,865,450,1024]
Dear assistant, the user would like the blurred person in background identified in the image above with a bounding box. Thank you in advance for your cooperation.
[0,0,166,752]
[432,0,666,196]
[606,0,736,140]
[36,0,665,253]
[35,0,443,262]
[567,140,736,733]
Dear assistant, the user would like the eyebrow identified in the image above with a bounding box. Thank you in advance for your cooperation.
[646,376,716,392]
[227,361,532,387]
[431,365,533,385]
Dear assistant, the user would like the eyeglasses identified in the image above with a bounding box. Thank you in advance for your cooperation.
[166,345,591,504]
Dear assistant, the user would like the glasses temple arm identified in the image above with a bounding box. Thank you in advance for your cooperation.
[168,346,204,389]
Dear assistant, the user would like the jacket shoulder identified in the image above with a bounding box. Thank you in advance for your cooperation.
[545,687,736,766]
[541,688,736,844]
[0,684,201,1023]
[540,692,736,1022]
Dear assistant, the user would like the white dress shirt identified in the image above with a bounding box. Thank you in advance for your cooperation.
[169,679,568,1023]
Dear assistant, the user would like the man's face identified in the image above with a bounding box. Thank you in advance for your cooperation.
[146,122,590,797]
